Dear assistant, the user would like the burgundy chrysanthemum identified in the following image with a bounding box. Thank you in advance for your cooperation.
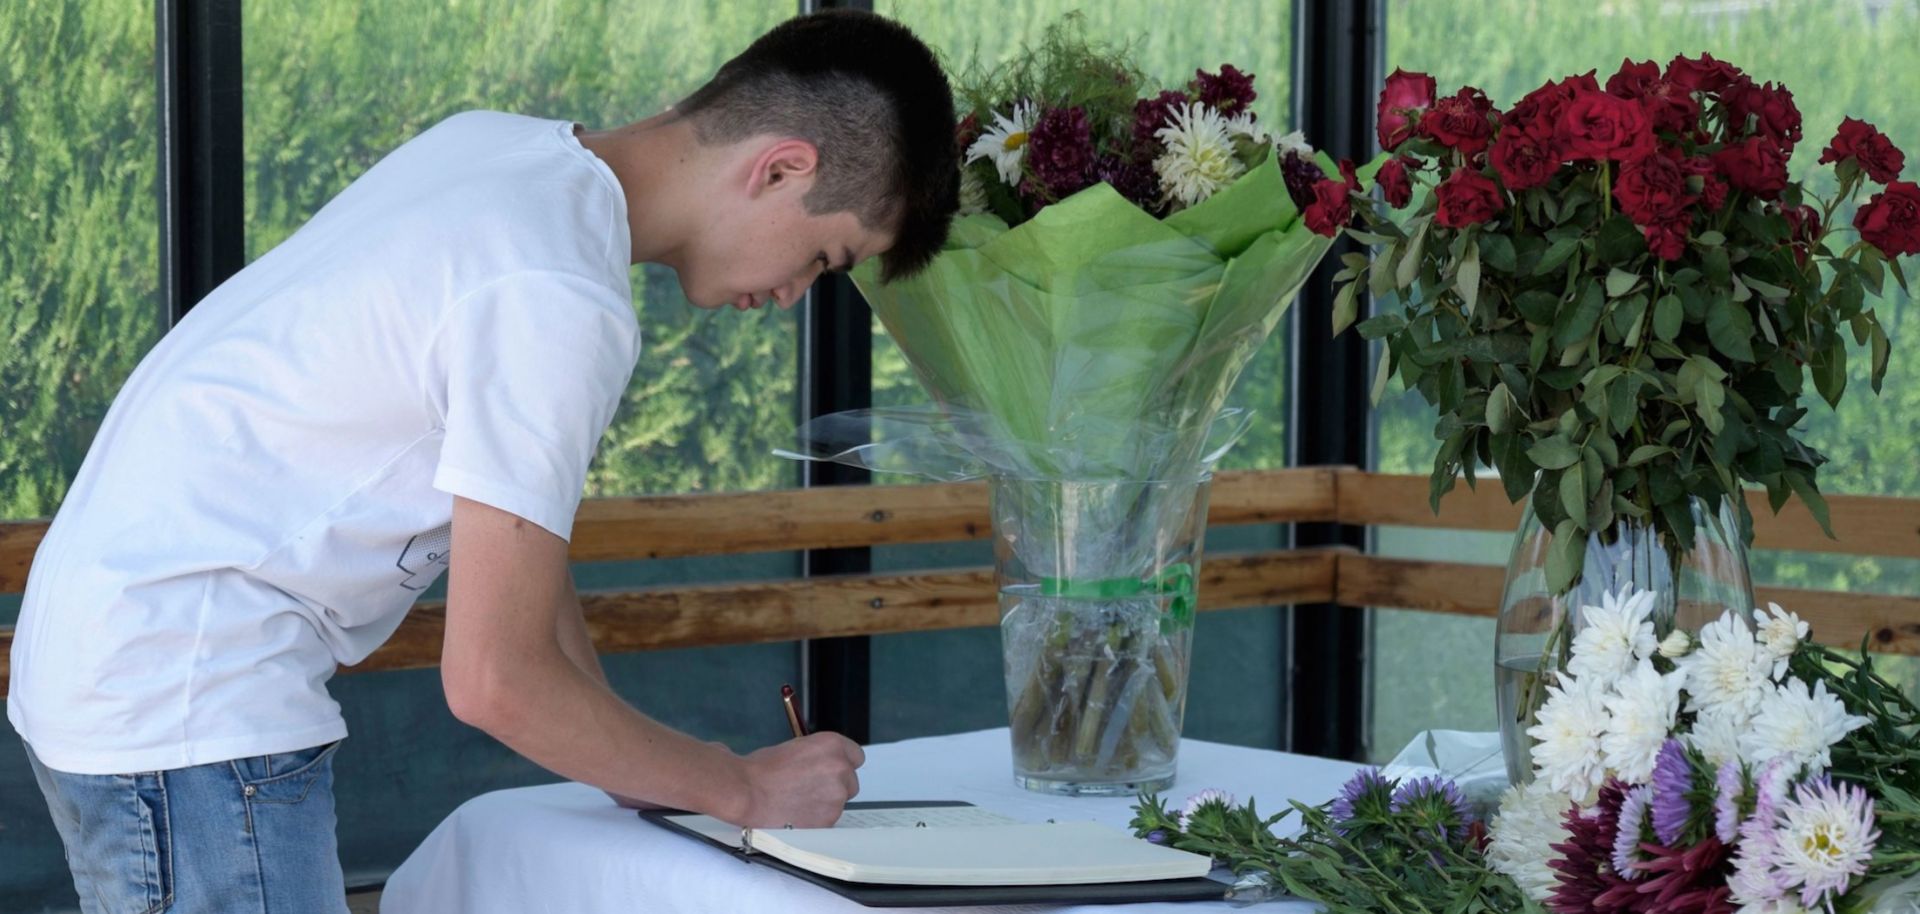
[1631,837,1737,914]
[1024,106,1096,201]
[1548,781,1642,913]
[1094,153,1161,213]
[1132,90,1190,155]
[1280,149,1326,210]
[1192,64,1257,115]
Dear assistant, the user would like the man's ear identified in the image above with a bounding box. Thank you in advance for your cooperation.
[747,138,820,198]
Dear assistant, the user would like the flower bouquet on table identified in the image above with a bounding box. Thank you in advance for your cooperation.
[1129,591,1920,913]
[1312,53,1914,783]
[781,20,1381,794]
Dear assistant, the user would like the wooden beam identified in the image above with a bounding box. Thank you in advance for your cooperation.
[1336,469,1920,561]
[1337,554,1920,657]
[0,548,1339,696]
[0,469,1338,594]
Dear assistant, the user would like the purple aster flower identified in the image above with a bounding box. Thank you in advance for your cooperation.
[1330,767,1389,824]
[1649,738,1694,846]
[1179,788,1234,829]
[1390,775,1473,840]
[1145,828,1169,845]
[1612,784,1654,880]
[1715,758,1746,844]
[1774,777,1880,908]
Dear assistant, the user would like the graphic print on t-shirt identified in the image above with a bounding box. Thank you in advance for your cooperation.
[397,523,453,591]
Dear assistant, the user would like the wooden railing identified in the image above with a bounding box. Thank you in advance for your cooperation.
[3,468,1917,697]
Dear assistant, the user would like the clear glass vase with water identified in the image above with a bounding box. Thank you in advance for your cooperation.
[991,475,1209,796]
[1495,493,1754,785]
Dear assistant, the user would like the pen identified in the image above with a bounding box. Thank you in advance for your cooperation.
[780,683,809,738]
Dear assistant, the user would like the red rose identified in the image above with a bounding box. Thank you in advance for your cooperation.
[1420,86,1496,155]
[1377,69,1437,151]
[1854,180,1920,257]
[1684,156,1730,212]
[1606,59,1663,99]
[1820,117,1906,184]
[1435,167,1503,228]
[1614,149,1694,224]
[1723,78,1801,151]
[1491,124,1560,191]
[1557,90,1655,162]
[1781,203,1822,266]
[1339,157,1360,191]
[1643,217,1691,260]
[1507,72,1598,142]
[1641,84,1702,135]
[1711,136,1790,199]
[1377,156,1414,208]
[1664,52,1743,94]
[1304,178,1354,237]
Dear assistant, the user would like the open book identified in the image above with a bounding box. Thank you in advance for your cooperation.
[648,802,1215,888]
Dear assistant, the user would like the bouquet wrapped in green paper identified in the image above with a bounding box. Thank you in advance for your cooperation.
[784,22,1373,792]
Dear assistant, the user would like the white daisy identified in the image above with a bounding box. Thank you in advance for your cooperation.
[965,101,1037,186]
[1567,587,1660,688]
[1224,111,1270,145]
[1689,708,1752,768]
[1679,608,1772,722]
[1152,103,1245,209]
[957,167,988,216]
[1658,629,1693,659]
[1179,788,1235,828]
[1487,779,1573,904]
[1753,603,1810,679]
[1602,659,1686,784]
[1526,674,1612,802]
[1272,129,1314,160]
[1741,679,1869,773]
[1772,778,1880,908]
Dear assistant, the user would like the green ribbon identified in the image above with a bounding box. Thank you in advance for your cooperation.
[1038,562,1196,631]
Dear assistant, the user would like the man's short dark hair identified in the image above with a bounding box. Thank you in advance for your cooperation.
[676,10,958,282]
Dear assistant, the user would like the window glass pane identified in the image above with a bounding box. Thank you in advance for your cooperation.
[868,2,1293,749]
[242,1,801,887]
[1,1,159,905]
[1369,0,1920,762]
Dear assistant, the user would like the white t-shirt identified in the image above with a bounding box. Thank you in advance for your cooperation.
[7,111,642,775]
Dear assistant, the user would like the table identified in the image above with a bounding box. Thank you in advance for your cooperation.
[380,728,1364,913]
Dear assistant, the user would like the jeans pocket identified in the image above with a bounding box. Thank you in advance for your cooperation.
[231,741,341,805]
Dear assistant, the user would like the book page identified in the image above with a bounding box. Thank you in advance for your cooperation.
[663,804,1020,848]
[749,821,1214,886]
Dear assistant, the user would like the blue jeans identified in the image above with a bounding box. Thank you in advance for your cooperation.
[26,740,350,914]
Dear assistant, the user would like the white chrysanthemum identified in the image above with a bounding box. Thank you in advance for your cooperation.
[1753,603,1810,679]
[1689,708,1752,768]
[1602,660,1686,784]
[1741,679,1869,773]
[1566,587,1659,687]
[957,167,987,216]
[1152,103,1245,209]
[1272,129,1313,159]
[1658,630,1693,659]
[1527,674,1612,801]
[964,101,1037,185]
[1487,780,1573,904]
[1179,788,1235,828]
[1679,609,1773,721]
[1224,111,1270,145]
[1773,779,1880,908]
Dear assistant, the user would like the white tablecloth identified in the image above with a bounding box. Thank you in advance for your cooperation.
[381,728,1363,914]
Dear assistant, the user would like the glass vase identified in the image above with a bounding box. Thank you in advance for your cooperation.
[991,475,1209,796]
[1494,494,1753,785]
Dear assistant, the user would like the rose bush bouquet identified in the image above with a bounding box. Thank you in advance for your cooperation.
[1315,55,1911,592]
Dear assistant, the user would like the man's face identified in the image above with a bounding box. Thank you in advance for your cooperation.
[676,139,895,311]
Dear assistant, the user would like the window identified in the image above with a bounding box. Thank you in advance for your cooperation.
[1369,0,1920,762]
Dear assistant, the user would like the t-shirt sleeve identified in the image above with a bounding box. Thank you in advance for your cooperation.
[429,270,638,541]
